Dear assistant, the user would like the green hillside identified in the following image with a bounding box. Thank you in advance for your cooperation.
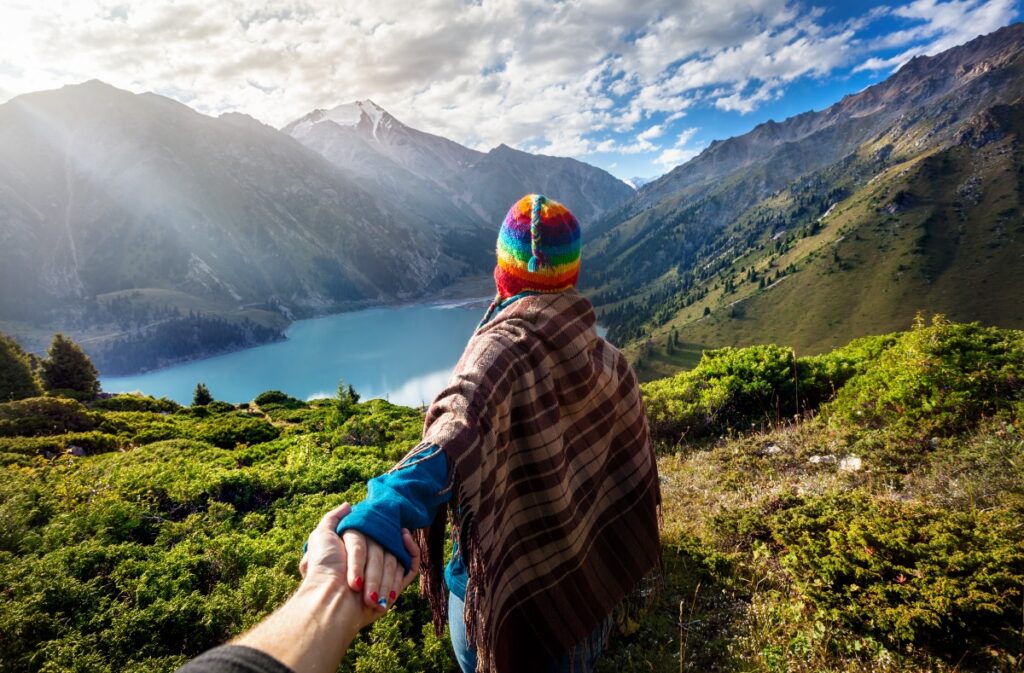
[625,100,1024,381]
[1,319,1022,672]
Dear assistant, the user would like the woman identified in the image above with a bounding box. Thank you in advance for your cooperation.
[338,194,661,673]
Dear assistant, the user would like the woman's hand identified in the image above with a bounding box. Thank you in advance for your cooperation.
[298,505,418,617]
[340,529,411,612]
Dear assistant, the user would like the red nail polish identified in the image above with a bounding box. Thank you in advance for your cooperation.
[370,591,379,603]
[354,577,363,589]
[388,591,397,600]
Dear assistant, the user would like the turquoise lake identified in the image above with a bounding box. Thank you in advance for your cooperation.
[101,300,490,407]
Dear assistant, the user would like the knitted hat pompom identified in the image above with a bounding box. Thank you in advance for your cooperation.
[493,194,581,299]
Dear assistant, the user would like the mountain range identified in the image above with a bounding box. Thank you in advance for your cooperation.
[583,22,1024,378]
[0,83,631,370]
[282,100,633,227]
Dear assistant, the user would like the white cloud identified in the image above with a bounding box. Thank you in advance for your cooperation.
[855,0,1017,71]
[654,146,700,168]
[675,127,699,146]
[654,126,702,169]
[0,0,1016,173]
[714,80,782,113]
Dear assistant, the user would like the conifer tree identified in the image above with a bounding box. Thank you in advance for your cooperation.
[0,332,42,401]
[40,333,100,398]
[193,383,213,406]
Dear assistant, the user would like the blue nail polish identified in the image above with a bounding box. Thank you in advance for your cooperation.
[302,540,308,554]
[377,597,388,608]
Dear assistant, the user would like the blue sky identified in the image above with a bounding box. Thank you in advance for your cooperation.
[581,0,1023,179]
[0,0,1021,181]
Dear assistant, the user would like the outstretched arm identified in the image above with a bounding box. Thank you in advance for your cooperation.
[177,503,419,673]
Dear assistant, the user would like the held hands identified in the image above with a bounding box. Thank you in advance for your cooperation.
[340,529,409,613]
[299,503,418,628]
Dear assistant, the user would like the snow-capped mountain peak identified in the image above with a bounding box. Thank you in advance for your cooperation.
[323,99,387,128]
[283,99,394,141]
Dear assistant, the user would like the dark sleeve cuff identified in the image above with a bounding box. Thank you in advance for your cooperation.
[175,645,293,673]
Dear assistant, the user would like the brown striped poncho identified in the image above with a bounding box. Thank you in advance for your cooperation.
[396,291,661,673]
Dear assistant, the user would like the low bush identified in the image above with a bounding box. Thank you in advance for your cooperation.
[0,431,122,457]
[642,339,897,445]
[195,415,281,449]
[0,396,99,437]
[253,390,306,409]
[772,490,1024,654]
[92,394,182,413]
[827,316,1024,438]
[205,400,238,414]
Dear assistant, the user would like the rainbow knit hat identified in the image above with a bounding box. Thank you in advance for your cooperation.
[493,194,581,299]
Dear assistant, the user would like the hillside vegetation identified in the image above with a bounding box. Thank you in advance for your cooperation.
[1,318,1022,672]
[627,99,1024,381]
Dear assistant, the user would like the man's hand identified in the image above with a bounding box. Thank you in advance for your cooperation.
[299,504,419,623]
[225,504,420,673]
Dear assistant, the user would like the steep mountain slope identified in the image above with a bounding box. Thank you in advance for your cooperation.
[281,101,494,269]
[585,23,1024,376]
[284,101,483,189]
[283,104,634,227]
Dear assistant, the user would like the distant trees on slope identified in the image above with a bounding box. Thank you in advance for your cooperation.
[91,313,283,376]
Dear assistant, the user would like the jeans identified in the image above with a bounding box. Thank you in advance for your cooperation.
[448,591,611,673]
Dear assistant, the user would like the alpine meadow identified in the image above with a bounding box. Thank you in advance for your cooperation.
[1,3,1023,673]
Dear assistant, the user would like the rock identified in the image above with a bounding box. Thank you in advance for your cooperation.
[808,454,837,464]
[762,444,782,456]
[67,445,86,457]
[956,106,1010,148]
[839,455,862,472]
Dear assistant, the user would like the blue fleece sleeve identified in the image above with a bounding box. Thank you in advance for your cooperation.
[336,445,450,571]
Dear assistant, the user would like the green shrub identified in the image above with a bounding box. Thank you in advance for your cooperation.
[0,396,99,437]
[253,390,306,409]
[93,395,181,413]
[772,490,1024,654]
[826,317,1024,441]
[205,400,238,414]
[0,393,440,673]
[642,343,880,444]
[0,435,64,457]
[260,405,320,426]
[195,416,280,449]
[332,400,423,456]
[0,431,121,457]
[95,411,186,447]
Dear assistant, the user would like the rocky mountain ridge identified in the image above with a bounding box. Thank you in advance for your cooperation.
[584,22,1024,373]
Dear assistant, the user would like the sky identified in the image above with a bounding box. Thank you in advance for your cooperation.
[0,0,1020,181]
